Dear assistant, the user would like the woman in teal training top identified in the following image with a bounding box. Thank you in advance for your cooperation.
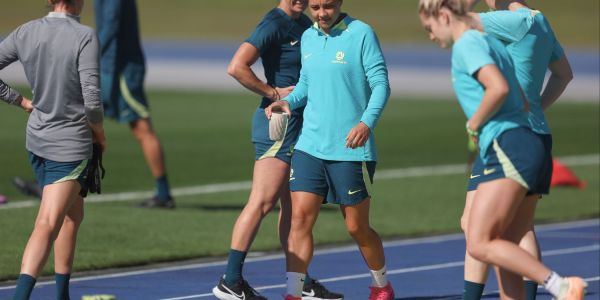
[418,0,584,299]
[267,0,395,299]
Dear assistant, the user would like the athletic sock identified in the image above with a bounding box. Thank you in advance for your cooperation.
[524,280,538,300]
[370,266,388,288]
[543,271,563,297]
[286,272,306,297]
[463,280,485,300]
[224,249,247,285]
[155,175,171,201]
[55,273,71,300]
[13,274,36,300]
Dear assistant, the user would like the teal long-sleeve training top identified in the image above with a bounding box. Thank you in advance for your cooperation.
[284,15,390,162]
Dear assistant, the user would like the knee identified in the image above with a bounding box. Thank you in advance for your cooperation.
[345,220,370,240]
[64,211,84,229]
[290,211,315,232]
[466,238,489,262]
[34,218,61,237]
[460,215,469,234]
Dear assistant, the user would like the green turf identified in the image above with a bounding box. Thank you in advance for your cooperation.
[0,1,597,47]
[0,91,598,280]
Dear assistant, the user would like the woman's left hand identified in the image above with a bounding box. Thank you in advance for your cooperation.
[20,97,33,113]
[345,122,370,149]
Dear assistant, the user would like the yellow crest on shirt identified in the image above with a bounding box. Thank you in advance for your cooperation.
[332,51,347,64]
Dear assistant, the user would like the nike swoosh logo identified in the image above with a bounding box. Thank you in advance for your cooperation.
[290,40,299,46]
[483,168,496,175]
[302,289,315,297]
[470,174,480,179]
[222,285,245,300]
[348,189,363,195]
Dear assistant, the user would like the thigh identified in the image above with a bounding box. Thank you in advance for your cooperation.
[467,178,527,243]
[29,153,88,189]
[531,134,553,195]
[325,160,375,205]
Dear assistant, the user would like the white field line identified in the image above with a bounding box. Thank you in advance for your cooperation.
[159,244,600,300]
[1,154,597,210]
[0,219,596,292]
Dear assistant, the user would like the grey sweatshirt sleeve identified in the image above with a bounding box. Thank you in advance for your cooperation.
[0,30,23,105]
[78,30,103,124]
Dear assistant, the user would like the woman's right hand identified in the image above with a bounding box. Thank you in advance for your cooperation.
[265,100,291,119]
[274,86,295,100]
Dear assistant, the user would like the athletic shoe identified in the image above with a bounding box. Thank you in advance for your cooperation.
[302,279,344,300]
[213,277,266,300]
[137,196,175,209]
[12,177,42,199]
[285,295,302,300]
[368,282,395,300]
[557,277,587,300]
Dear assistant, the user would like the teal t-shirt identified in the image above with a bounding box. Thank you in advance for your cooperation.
[284,15,390,161]
[480,8,565,134]
[451,30,529,161]
[245,8,312,109]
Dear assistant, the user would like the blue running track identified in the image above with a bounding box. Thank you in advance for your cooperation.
[1,219,598,299]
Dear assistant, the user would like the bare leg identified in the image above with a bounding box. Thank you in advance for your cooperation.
[20,181,81,277]
[462,190,490,284]
[129,118,166,178]
[286,192,323,273]
[495,195,539,299]
[230,158,291,251]
[340,198,385,270]
[467,179,551,286]
[54,195,84,274]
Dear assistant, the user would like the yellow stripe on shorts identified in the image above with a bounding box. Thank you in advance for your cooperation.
[120,76,150,119]
[54,159,88,184]
[361,162,373,197]
[259,119,289,160]
[493,139,529,189]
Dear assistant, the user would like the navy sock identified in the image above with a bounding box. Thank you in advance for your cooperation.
[155,175,171,201]
[13,274,36,300]
[55,273,70,300]
[304,273,312,287]
[463,280,485,300]
[525,280,538,300]
[224,249,247,285]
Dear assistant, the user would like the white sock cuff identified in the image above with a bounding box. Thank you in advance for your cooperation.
[543,271,563,297]
[370,266,388,288]
[286,272,306,297]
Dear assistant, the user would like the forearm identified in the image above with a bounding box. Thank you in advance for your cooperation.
[228,64,279,101]
[469,89,506,131]
[360,83,390,129]
[0,79,23,106]
[80,70,104,124]
[541,74,571,111]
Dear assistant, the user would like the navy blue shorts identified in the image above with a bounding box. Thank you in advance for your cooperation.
[252,108,303,164]
[289,150,376,205]
[29,152,90,193]
[467,127,545,193]
[101,66,150,123]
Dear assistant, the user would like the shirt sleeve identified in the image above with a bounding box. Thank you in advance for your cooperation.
[480,10,530,43]
[0,29,23,105]
[78,30,103,124]
[359,28,390,130]
[245,18,279,55]
[455,32,496,76]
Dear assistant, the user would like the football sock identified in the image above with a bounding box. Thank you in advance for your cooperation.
[155,175,171,201]
[543,272,562,297]
[370,266,388,288]
[13,274,36,300]
[56,273,71,300]
[224,249,247,285]
[286,272,306,297]
[463,280,485,300]
[525,280,538,300]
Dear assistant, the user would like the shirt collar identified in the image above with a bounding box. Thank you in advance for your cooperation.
[313,14,350,36]
[47,12,80,22]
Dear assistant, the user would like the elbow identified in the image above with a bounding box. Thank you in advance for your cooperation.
[497,83,510,101]
[227,62,240,79]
